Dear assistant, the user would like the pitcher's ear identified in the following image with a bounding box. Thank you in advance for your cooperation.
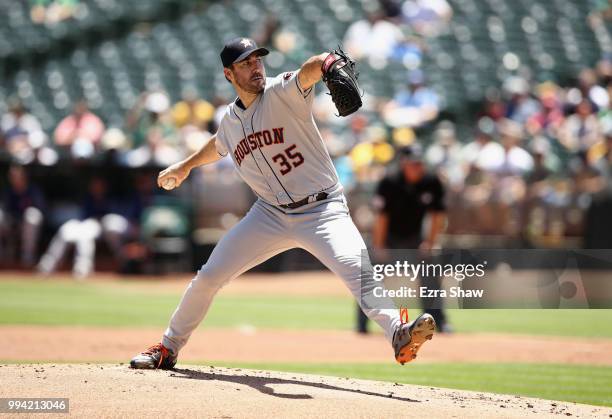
[224,67,233,83]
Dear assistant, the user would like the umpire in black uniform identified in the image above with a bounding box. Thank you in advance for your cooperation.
[357,145,450,333]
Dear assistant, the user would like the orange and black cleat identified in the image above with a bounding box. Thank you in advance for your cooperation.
[392,313,436,365]
[130,343,177,370]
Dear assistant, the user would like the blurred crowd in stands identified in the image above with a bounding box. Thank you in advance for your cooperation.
[30,0,78,26]
[0,88,223,168]
[3,0,612,276]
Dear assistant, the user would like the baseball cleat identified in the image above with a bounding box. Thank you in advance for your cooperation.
[392,313,436,365]
[130,343,177,370]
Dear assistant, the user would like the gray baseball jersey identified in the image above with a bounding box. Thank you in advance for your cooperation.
[214,71,343,206]
[161,69,401,357]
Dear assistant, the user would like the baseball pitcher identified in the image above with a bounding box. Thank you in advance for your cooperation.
[130,37,435,369]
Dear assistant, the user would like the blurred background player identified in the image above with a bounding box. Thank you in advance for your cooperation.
[37,177,130,278]
[0,165,45,267]
[357,144,449,334]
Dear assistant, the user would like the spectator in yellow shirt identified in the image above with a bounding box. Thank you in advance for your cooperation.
[171,90,215,131]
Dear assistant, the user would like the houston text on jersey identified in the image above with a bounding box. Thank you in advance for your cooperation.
[234,127,285,166]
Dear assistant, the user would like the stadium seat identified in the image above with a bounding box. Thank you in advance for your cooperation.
[1,0,609,141]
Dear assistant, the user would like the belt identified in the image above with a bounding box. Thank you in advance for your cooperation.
[279,192,329,210]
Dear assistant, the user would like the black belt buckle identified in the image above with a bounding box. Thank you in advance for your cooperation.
[280,192,328,210]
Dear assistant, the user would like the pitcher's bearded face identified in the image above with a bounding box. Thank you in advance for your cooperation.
[227,54,266,93]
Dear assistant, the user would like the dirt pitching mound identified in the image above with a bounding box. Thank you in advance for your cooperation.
[2,364,611,418]
[4,326,612,365]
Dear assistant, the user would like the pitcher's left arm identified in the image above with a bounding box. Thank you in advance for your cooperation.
[297,53,328,91]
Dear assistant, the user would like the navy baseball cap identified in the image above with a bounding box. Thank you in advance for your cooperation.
[220,37,269,68]
[399,144,424,160]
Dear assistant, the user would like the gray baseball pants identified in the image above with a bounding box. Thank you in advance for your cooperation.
[162,196,401,354]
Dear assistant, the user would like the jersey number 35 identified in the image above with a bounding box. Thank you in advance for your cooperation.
[272,144,304,175]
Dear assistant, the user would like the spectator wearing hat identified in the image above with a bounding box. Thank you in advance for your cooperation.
[425,121,465,189]
[401,0,453,37]
[559,99,601,153]
[1,98,44,159]
[503,76,541,126]
[382,70,440,128]
[460,117,496,168]
[342,10,404,62]
[528,82,565,135]
[478,119,534,176]
[125,91,180,167]
[475,119,533,236]
[454,121,501,234]
[577,68,609,111]
[356,144,450,334]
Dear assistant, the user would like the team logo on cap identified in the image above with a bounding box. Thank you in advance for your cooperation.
[241,38,252,47]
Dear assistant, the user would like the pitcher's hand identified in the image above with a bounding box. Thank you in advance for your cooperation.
[157,162,190,190]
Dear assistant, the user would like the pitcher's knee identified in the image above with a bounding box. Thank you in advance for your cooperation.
[191,264,230,290]
[334,254,370,275]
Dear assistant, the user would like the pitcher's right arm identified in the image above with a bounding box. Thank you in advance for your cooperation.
[157,133,225,190]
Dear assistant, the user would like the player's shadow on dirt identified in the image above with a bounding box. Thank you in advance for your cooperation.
[171,367,419,402]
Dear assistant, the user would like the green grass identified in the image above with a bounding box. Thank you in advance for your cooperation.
[211,362,612,407]
[447,309,612,338]
[0,279,353,329]
[1,279,612,337]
